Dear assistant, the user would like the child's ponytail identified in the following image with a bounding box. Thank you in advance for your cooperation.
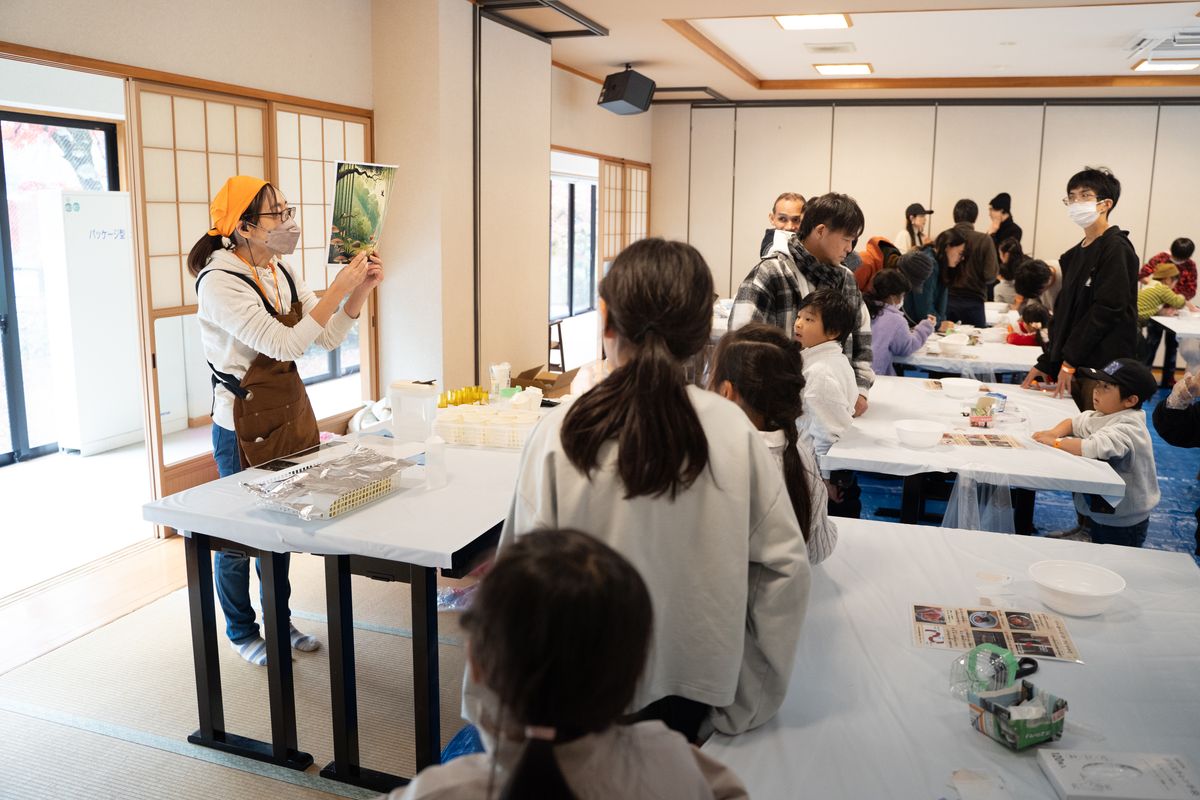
[561,239,714,499]
[499,737,575,800]
[709,324,813,542]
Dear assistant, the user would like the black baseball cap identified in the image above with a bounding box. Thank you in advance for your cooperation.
[906,202,933,217]
[1078,358,1158,405]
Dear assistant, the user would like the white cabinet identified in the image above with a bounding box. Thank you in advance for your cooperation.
[36,190,143,455]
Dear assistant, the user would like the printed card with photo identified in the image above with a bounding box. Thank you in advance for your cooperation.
[910,603,1081,662]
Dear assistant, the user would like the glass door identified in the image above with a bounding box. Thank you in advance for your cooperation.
[0,111,119,466]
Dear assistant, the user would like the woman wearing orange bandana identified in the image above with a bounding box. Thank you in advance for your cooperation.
[186,175,383,666]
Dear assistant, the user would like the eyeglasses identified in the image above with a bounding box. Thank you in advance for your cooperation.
[1061,193,1100,206]
[253,207,296,222]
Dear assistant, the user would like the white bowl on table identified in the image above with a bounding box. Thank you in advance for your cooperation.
[894,419,944,448]
[938,333,970,357]
[980,327,1008,343]
[1028,560,1126,617]
[941,377,982,398]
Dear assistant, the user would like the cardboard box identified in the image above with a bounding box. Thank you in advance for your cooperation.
[513,366,580,398]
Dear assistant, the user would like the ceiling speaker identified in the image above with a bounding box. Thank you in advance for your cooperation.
[598,68,655,115]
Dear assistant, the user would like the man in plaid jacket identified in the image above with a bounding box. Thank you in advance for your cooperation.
[730,192,874,417]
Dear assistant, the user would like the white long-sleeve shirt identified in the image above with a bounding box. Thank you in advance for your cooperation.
[390,720,748,800]
[759,429,838,565]
[196,249,356,430]
[1071,408,1160,527]
[797,340,858,462]
[494,385,811,735]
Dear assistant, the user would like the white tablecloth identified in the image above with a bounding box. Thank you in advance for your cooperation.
[1152,313,1200,340]
[703,518,1200,799]
[823,376,1125,502]
[897,340,1040,375]
[143,439,521,568]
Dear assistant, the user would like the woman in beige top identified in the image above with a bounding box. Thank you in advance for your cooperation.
[389,529,747,800]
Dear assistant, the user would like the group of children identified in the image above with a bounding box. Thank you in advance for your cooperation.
[383,177,1192,798]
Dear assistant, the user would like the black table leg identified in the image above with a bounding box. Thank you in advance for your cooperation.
[320,556,409,793]
[900,475,923,524]
[185,533,224,741]
[411,566,441,771]
[1013,488,1037,535]
[260,552,312,769]
[183,535,311,770]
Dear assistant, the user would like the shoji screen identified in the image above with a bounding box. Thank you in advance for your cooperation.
[1032,106,1158,261]
[688,108,735,296]
[1144,106,1200,260]
[626,164,649,244]
[731,107,833,280]
[600,159,625,263]
[272,105,371,291]
[134,84,267,311]
[931,106,1044,250]
[830,106,936,245]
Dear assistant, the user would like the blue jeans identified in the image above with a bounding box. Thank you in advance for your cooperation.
[212,424,293,644]
[945,293,987,327]
[1083,516,1149,548]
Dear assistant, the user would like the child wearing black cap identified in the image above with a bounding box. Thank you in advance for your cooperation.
[1032,358,1161,546]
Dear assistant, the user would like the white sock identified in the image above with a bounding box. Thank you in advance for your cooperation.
[232,636,268,666]
[289,624,320,652]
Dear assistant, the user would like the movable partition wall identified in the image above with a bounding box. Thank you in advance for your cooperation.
[654,103,1200,298]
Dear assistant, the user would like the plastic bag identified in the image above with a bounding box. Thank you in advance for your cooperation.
[943,474,1015,533]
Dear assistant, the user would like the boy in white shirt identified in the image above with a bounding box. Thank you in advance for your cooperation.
[1032,358,1161,547]
[795,288,862,517]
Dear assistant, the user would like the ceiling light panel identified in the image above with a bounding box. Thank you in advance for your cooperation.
[814,63,873,76]
[775,14,851,31]
[1132,58,1200,71]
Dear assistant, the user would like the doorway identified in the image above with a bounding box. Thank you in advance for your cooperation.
[0,111,119,466]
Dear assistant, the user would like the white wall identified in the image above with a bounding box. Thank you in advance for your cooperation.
[1145,106,1200,259]
[0,59,124,119]
[655,102,1200,296]
[0,0,373,109]
[649,105,690,244]
[479,19,551,376]
[551,67,651,164]
[730,106,833,277]
[688,108,735,296]
[931,106,1044,246]
[831,106,936,245]
[1032,106,1158,260]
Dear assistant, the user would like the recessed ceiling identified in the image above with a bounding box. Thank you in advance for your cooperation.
[690,4,1200,80]
[545,0,1200,100]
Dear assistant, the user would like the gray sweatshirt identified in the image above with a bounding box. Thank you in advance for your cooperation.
[1071,408,1160,527]
[493,386,811,735]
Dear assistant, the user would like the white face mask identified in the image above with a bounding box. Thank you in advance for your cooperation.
[1066,200,1100,228]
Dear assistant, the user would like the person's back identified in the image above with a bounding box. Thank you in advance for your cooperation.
[503,238,810,739]
[709,323,839,566]
[406,529,748,800]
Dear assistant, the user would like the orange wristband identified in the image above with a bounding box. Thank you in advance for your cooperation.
[1054,437,1063,449]
[1061,365,1076,374]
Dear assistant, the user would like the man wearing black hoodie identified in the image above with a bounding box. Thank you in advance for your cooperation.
[1021,167,1139,411]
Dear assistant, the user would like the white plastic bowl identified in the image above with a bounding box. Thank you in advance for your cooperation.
[1028,560,1126,617]
[980,327,1008,343]
[941,377,982,398]
[938,333,970,357]
[895,419,944,448]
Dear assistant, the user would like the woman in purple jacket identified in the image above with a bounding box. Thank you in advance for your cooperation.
[867,268,936,376]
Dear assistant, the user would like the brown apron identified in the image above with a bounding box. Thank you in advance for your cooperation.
[197,265,320,469]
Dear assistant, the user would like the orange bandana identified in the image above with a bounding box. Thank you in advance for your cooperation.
[207,175,268,237]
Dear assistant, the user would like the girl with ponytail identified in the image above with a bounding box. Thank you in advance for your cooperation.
[709,323,838,564]
[392,530,748,799]
[488,238,810,743]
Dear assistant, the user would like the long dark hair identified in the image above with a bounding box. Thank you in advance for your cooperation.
[561,238,713,499]
[185,184,277,276]
[865,268,913,320]
[905,214,922,251]
[934,226,969,286]
[461,529,653,800]
[709,324,813,543]
[997,237,1024,281]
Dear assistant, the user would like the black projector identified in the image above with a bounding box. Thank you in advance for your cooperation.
[598,68,655,115]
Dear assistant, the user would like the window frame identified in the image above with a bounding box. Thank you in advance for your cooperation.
[549,174,598,322]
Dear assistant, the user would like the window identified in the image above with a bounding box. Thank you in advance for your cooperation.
[298,326,360,386]
[549,176,597,321]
